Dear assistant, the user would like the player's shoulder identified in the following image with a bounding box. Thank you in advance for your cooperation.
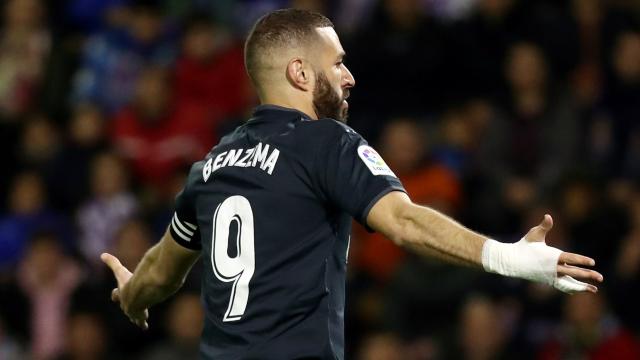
[304,117,358,135]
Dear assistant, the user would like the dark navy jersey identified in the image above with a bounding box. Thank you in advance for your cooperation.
[169,105,405,360]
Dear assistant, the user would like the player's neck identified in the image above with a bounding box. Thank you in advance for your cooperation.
[259,96,318,120]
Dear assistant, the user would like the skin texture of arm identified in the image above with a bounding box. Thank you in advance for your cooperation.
[101,229,200,329]
[367,191,486,268]
[367,191,603,291]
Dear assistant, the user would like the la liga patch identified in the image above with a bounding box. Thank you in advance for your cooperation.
[357,145,397,177]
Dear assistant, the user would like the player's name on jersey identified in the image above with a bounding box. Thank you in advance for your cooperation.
[203,142,280,182]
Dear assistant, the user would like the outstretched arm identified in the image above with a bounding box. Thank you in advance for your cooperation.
[367,191,603,293]
[101,229,201,329]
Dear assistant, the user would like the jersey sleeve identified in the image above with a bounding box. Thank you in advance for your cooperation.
[314,123,406,230]
[169,166,202,250]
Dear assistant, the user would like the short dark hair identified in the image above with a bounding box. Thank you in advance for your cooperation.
[244,8,333,86]
[183,13,216,34]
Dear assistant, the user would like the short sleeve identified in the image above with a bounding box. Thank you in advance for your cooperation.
[169,174,202,251]
[315,123,405,229]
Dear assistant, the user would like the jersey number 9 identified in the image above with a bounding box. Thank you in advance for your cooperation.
[211,195,255,322]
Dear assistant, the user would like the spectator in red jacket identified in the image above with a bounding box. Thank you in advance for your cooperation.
[174,14,254,131]
[538,292,640,360]
[351,117,461,283]
[110,66,213,192]
[0,0,50,120]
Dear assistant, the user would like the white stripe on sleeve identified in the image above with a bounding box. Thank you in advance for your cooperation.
[173,213,195,236]
[171,216,191,242]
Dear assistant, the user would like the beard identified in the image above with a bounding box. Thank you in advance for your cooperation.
[312,71,349,123]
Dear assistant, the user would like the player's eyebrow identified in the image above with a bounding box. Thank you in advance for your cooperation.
[336,52,346,61]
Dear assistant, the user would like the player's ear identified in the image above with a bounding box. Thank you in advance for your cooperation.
[286,58,312,91]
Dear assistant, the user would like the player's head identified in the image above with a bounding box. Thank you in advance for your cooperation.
[245,8,355,122]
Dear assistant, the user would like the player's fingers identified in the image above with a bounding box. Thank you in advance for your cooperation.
[111,288,120,303]
[558,252,596,267]
[141,310,149,330]
[101,253,131,286]
[130,310,149,330]
[100,252,122,271]
[134,318,148,330]
[554,275,598,294]
[557,264,603,283]
[525,214,554,242]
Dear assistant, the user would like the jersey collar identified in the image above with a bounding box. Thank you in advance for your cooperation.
[251,104,313,123]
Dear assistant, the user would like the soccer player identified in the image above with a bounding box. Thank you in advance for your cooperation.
[101,9,603,359]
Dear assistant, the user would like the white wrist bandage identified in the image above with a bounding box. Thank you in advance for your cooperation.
[481,238,590,293]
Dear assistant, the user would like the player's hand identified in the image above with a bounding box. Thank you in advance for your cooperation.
[522,214,603,293]
[101,253,149,330]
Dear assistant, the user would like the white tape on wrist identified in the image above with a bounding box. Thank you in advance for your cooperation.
[481,238,562,286]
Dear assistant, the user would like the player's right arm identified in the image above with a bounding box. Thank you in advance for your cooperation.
[366,191,604,293]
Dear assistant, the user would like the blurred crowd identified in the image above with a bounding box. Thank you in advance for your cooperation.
[0,0,640,359]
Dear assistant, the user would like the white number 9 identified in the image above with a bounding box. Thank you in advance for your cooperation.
[211,195,255,322]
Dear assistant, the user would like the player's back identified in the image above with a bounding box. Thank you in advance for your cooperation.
[169,105,403,359]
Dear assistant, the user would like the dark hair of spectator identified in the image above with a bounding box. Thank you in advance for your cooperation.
[131,0,162,15]
[28,229,60,248]
[183,13,216,34]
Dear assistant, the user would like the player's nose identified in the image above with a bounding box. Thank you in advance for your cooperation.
[343,65,355,88]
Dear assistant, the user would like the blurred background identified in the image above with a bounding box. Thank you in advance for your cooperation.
[0,0,639,359]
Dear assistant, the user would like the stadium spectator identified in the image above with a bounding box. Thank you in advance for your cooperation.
[111,219,152,270]
[71,1,175,114]
[174,14,253,135]
[17,231,83,360]
[351,117,461,283]
[56,312,111,360]
[67,104,107,150]
[609,189,640,332]
[501,42,579,188]
[581,112,617,178]
[356,332,404,360]
[454,295,514,360]
[142,292,203,360]
[603,30,640,177]
[16,115,64,189]
[556,177,626,274]
[0,0,50,120]
[346,0,447,141]
[76,152,137,268]
[0,318,24,360]
[381,117,461,212]
[16,114,87,210]
[568,0,605,108]
[64,0,130,34]
[381,253,486,341]
[538,292,640,360]
[470,42,579,232]
[431,107,476,177]
[446,0,519,98]
[110,66,213,191]
[0,172,70,270]
[51,104,109,210]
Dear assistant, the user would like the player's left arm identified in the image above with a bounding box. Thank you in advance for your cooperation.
[101,229,200,329]
[367,191,604,293]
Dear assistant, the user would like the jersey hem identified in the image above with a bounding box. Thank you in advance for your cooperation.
[360,185,407,233]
